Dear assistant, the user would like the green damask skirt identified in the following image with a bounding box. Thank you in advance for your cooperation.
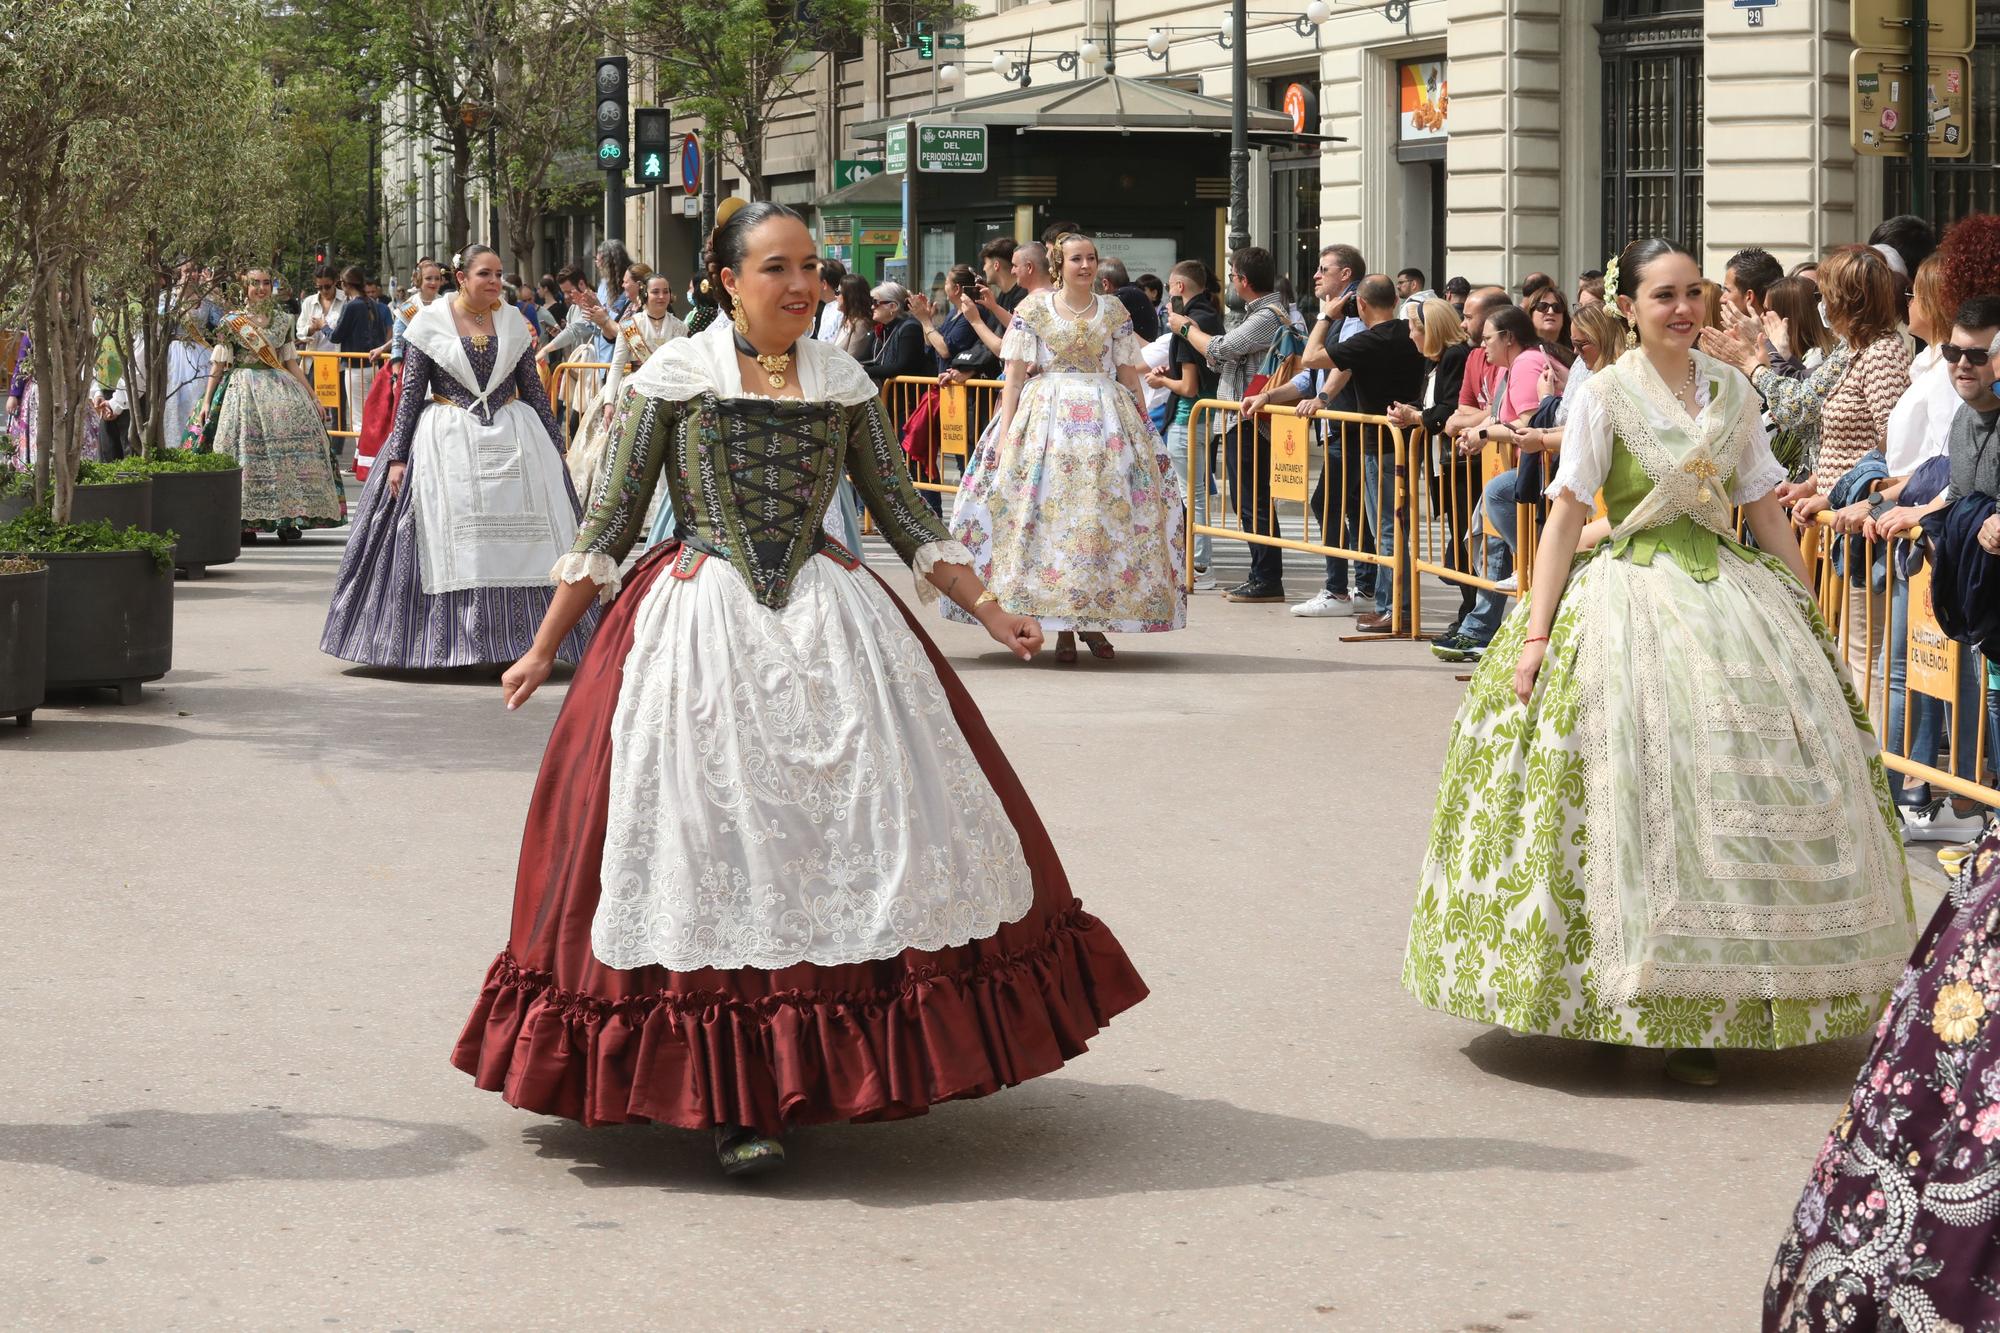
[1402,542,1916,1050]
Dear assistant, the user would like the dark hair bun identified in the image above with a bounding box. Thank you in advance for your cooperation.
[1614,237,1694,300]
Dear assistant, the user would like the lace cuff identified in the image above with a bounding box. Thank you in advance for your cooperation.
[909,539,976,606]
[551,551,621,604]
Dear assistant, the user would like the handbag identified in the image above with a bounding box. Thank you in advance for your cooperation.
[1516,392,1563,495]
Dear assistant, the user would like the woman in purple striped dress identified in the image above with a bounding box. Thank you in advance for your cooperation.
[321,246,599,670]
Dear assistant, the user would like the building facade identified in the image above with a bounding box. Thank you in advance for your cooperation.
[387,0,1997,301]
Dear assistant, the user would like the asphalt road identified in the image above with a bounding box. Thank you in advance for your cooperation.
[0,524,1941,1331]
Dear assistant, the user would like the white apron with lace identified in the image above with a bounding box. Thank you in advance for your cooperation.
[403,300,577,595]
[583,321,1024,972]
[1557,350,1910,1007]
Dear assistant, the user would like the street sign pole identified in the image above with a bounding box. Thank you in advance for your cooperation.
[1909,0,1930,221]
[901,116,918,273]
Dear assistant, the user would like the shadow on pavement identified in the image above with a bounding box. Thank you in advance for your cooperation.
[1,718,193,752]
[0,1108,484,1186]
[518,1079,1635,1204]
[948,651,1427,676]
[1459,1029,1870,1105]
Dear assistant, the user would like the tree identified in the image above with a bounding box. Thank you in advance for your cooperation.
[489,0,614,271]
[625,0,959,199]
[0,0,275,521]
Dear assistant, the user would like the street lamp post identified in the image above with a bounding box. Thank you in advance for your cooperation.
[1227,0,1248,255]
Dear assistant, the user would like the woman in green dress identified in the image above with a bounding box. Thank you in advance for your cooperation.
[1401,238,1915,1085]
[198,267,345,541]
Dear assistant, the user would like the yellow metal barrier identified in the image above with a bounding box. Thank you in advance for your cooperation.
[546,360,614,451]
[1803,510,1998,811]
[1187,398,1413,635]
[876,374,1004,498]
[297,349,379,443]
[1405,430,1531,635]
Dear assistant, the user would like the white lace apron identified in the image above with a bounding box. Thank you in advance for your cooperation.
[403,300,578,595]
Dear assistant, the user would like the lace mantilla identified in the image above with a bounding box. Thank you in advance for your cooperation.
[1593,349,1755,543]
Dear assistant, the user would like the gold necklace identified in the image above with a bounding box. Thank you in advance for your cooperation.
[732,330,793,389]
[457,296,493,352]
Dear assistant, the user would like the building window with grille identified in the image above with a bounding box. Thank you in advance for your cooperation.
[1885,4,2000,228]
[1599,2,1704,259]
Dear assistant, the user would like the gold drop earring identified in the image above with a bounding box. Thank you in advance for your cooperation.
[731,300,749,335]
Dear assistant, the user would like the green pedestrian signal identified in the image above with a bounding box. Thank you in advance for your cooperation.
[632,107,672,187]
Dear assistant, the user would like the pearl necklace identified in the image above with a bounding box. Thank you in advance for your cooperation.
[1056,290,1095,321]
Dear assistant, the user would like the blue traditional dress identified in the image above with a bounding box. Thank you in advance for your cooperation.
[320,299,598,668]
[1401,348,1916,1049]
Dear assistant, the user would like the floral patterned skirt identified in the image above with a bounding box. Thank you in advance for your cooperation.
[1401,544,1914,1050]
[213,367,345,530]
[945,373,1186,634]
[1764,828,2000,1331]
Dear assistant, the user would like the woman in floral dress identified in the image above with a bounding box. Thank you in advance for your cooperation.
[1400,238,1915,1086]
[947,231,1186,663]
[1764,827,2000,1329]
[198,268,345,541]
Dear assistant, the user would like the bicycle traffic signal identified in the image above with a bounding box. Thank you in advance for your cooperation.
[595,56,629,171]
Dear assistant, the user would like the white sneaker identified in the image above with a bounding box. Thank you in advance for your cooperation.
[1191,574,1217,591]
[1492,573,1519,593]
[1902,800,1990,843]
[1290,590,1357,618]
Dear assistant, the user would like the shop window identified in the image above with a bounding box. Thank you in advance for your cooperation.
[1884,5,2000,229]
[1599,1,1703,258]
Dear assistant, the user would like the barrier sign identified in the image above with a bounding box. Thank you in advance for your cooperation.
[1268,413,1310,503]
[313,353,342,409]
[1907,559,1960,701]
[938,383,969,456]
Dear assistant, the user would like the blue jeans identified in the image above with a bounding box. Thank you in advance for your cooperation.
[1311,423,1369,596]
[1459,467,1520,645]
[1361,446,1406,619]
[1164,416,1211,569]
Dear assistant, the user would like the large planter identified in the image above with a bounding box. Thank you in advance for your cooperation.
[0,548,172,705]
[0,492,28,525]
[148,466,242,578]
[0,561,47,726]
[71,477,152,531]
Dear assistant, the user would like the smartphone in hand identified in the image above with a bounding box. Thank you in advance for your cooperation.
[1170,295,1187,316]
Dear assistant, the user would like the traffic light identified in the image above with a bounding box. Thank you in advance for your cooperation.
[914,21,933,59]
[633,108,671,185]
[594,56,629,172]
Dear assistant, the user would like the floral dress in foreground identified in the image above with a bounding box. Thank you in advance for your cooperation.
[1401,349,1914,1050]
[1765,827,2000,1330]
[946,290,1186,634]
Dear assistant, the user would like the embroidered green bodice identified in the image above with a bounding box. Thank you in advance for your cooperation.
[1595,443,1754,584]
[573,391,953,609]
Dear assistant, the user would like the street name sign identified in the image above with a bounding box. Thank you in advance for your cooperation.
[917,124,987,174]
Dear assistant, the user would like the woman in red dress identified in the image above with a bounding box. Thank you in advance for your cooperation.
[451,203,1148,1174]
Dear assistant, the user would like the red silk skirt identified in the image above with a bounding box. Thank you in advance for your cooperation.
[451,542,1148,1135]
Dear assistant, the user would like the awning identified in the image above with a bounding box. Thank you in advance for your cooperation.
[852,73,1339,145]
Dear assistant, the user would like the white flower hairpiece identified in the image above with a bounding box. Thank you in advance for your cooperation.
[1603,253,1634,328]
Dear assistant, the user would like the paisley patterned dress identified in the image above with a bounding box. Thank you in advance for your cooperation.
[946,291,1186,634]
[1765,827,2000,1329]
[207,305,345,531]
[1401,349,1915,1050]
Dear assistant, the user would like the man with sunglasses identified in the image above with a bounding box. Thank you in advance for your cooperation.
[1872,300,2000,543]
